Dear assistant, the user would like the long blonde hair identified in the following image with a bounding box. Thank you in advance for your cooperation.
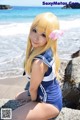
[24,12,60,80]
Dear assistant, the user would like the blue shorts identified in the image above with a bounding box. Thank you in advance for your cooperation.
[36,95,62,111]
[37,79,63,111]
[48,96,62,111]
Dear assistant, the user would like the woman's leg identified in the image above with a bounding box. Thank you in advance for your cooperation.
[15,90,31,102]
[12,101,60,120]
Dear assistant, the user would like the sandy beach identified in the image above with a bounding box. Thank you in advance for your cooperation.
[0,76,28,99]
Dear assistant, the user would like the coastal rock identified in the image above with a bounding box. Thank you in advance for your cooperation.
[62,4,71,9]
[0,5,12,10]
[55,107,80,120]
[65,56,80,84]
[62,2,80,9]
[59,50,80,109]
[70,2,80,9]
[71,50,80,58]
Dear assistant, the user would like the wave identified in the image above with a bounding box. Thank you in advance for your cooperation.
[0,22,31,36]
[0,19,80,36]
[60,19,80,30]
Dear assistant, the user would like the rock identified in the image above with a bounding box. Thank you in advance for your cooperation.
[0,99,9,108]
[71,50,80,58]
[59,59,69,82]
[59,50,80,110]
[54,107,80,120]
[65,56,80,84]
[0,99,30,119]
[62,2,80,9]
[69,2,80,9]
[0,5,12,10]
[23,70,26,76]
[62,4,71,9]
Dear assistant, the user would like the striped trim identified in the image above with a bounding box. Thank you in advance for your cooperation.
[34,55,54,67]
[40,84,47,102]
[43,69,56,81]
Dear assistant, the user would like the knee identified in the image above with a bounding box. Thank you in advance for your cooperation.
[15,92,22,100]
[52,109,60,119]
[15,91,26,100]
[15,93,19,100]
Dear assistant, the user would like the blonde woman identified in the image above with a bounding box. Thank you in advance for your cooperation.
[13,12,63,120]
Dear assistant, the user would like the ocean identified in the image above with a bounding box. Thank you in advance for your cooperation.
[0,6,80,79]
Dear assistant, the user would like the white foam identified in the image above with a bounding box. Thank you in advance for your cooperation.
[0,19,80,36]
[60,19,80,30]
[0,22,32,36]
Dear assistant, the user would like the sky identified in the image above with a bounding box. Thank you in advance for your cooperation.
[0,0,80,6]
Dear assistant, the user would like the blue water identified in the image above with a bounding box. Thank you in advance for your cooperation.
[0,6,80,23]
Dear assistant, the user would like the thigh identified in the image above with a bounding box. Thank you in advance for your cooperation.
[26,102,59,120]
[12,101,59,120]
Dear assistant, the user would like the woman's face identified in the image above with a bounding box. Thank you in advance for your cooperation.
[29,27,47,48]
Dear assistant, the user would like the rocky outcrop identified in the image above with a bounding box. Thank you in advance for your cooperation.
[62,4,71,9]
[59,50,80,110]
[62,2,80,9]
[70,2,80,9]
[0,5,12,10]
[55,107,80,120]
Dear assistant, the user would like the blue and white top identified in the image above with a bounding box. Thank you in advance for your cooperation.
[26,48,62,111]
[26,48,56,82]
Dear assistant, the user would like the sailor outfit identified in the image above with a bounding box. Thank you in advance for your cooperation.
[26,48,62,111]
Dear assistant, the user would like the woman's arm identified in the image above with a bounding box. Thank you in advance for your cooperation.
[29,59,48,101]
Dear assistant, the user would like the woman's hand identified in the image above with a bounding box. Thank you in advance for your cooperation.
[29,89,37,101]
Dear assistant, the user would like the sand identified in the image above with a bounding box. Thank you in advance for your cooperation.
[0,76,28,99]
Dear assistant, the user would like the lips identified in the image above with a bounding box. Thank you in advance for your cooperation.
[32,41,38,44]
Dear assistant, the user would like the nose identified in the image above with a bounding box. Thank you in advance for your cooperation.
[34,34,39,41]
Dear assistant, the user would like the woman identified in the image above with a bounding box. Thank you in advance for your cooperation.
[12,12,63,120]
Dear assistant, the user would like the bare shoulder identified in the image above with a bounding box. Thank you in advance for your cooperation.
[32,59,48,74]
[29,59,48,90]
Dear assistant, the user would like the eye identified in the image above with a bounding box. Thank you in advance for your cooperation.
[41,33,46,38]
[32,28,37,33]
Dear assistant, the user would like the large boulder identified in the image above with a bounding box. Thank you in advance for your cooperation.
[55,107,80,120]
[59,50,80,109]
